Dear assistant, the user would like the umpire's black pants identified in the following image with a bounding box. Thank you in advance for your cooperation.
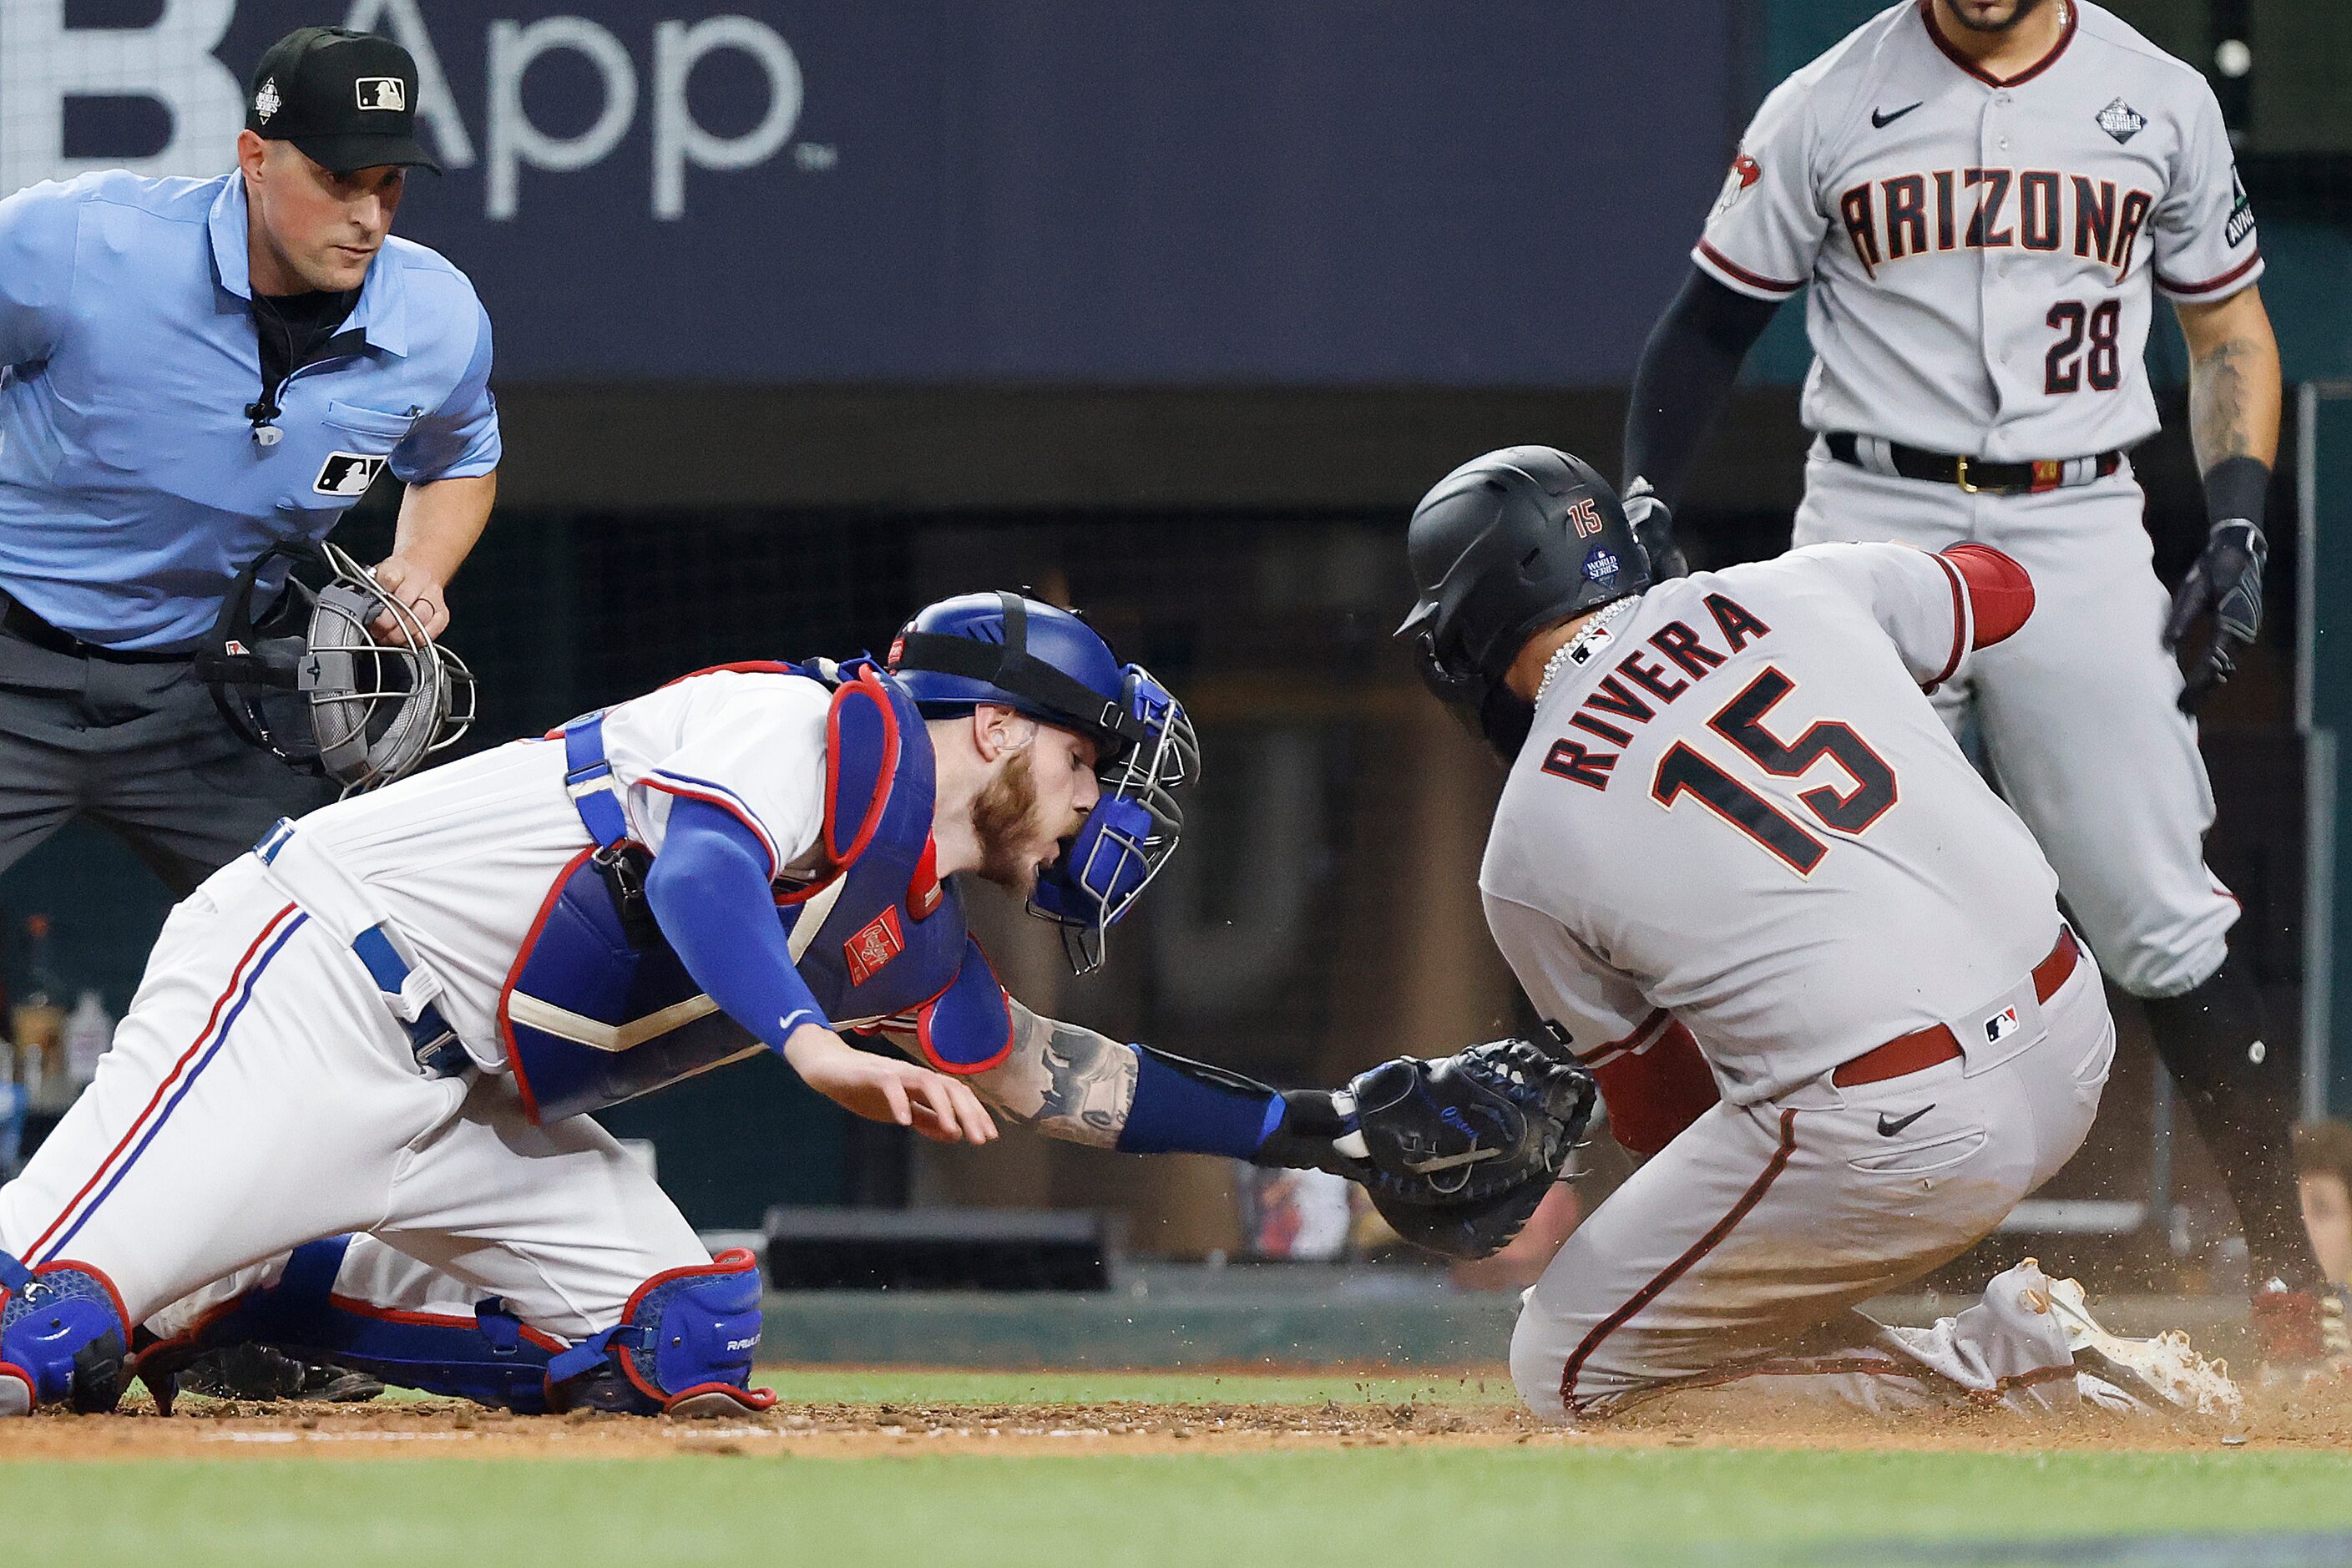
[0,625,329,896]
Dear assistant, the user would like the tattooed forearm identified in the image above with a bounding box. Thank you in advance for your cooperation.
[883,998,1136,1147]
[2188,338,2263,468]
[2177,291,2281,473]
[1016,1015,1138,1146]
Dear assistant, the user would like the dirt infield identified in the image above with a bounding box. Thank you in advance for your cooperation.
[8,1373,2352,1462]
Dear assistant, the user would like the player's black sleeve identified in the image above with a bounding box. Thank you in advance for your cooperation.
[1621,267,1783,511]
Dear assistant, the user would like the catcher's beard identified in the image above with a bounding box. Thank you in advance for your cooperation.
[1938,0,2052,33]
[971,746,1047,893]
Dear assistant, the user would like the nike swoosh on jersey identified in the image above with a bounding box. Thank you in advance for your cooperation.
[1876,1105,1935,1136]
[1870,102,1924,129]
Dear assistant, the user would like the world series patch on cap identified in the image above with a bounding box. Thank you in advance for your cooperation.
[245,26,439,175]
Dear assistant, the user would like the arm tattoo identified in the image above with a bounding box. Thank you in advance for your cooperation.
[2188,336,2261,471]
[878,998,1136,1147]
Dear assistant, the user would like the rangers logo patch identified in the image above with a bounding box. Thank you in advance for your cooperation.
[1985,1005,2021,1045]
[1582,549,1620,583]
[2095,97,2146,144]
[844,907,906,984]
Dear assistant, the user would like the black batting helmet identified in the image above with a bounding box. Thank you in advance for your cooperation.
[1395,446,1651,760]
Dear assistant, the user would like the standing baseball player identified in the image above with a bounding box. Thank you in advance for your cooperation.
[1404,446,2236,1418]
[0,591,1590,1417]
[0,25,494,888]
[1618,0,2333,1365]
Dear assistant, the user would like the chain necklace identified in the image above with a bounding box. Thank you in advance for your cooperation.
[1535,598,1639,707]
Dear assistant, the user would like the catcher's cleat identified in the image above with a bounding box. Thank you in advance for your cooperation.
[174,1343,384,1405]
[2028,1270,2242,1418]
[2248,1279,2352,1383]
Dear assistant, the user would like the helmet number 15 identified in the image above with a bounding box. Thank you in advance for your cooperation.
[1650,668,1897,876]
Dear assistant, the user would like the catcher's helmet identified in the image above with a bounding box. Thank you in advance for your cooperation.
[1396,446,1651,760]
[195,540,475,796]
[888,591,1198,974]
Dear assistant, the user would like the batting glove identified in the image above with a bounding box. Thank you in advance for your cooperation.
[2163,518,2266,714]
[1622,477,1689,580]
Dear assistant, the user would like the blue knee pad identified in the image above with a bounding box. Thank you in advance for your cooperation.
[546,1249,772,1417]
[136,1237,560,1415]
[0,1250,129,1414]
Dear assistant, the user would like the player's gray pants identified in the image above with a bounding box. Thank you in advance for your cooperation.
[0,626,328,895]
[1510,953,2113,1418]
[1793,452,2234,999]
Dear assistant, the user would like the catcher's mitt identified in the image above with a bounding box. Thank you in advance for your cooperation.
[1293,1037,1596,1261]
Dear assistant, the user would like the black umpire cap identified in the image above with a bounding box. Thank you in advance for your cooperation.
[245,27,440,175]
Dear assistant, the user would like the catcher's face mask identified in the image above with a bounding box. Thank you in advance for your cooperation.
[1028,663,1198,976]
[195,540,475,796]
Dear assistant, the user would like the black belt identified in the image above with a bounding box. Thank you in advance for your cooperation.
[1825,432,2124,497]
[0,594,193,665]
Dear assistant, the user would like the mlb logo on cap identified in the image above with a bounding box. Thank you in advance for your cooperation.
[1985,1005,2021,1045]
[356,78,406,112]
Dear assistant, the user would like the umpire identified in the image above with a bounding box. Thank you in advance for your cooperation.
[0,25,497,894]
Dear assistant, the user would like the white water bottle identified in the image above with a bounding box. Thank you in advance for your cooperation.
[63,990,112,1092]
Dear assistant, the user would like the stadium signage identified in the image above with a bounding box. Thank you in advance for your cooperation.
[0,0,1732,383]
[0,0,802,220]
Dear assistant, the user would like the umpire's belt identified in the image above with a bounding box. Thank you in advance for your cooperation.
[1825,432,2124,496]
[1833,928,2081,1088]
[252,817,471,1079]
[0,590,195,664]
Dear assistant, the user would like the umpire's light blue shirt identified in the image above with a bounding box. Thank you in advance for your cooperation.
[0,169,498,650]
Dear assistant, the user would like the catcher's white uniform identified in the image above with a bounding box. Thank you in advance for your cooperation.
[0,670,828,1338]
[1694,0,2253,996]
[1492,544,2117,1417]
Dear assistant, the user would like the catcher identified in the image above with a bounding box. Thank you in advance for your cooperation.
[1399,447,2237,1419]
[2,589,1588,1418]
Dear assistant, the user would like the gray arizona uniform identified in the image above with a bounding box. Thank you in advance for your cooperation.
[1490,544,2115,1417]
[1695,1,2255,997]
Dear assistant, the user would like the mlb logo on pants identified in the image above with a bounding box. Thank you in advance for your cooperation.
[1985,1006,2021,1045]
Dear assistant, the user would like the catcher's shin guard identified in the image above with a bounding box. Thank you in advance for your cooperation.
[544,1250,774,1418]
[0,1249,130,1415]
[134,1237,559,1414]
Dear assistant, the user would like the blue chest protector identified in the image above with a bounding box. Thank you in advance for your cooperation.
[503,660,1014,1126]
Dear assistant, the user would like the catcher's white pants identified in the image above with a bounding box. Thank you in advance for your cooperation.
[1793,452,2235,999]
[0,852,706,1338]
[1510,952,2113,1419]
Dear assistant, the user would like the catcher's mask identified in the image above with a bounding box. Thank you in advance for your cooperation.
[195,540,475,796]
[888,590,1198,975]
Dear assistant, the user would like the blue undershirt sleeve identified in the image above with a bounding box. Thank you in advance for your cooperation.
[644,797,830,1054]
[1113,1048,1285,1159]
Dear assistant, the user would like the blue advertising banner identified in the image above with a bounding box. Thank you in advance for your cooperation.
[4,2,1734,382]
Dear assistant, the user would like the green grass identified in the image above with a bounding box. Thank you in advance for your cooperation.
[10,1449,2352,1567]
[24,1373,2352,1566]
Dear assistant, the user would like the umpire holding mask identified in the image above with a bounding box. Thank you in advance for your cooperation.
[0,26,498,894]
